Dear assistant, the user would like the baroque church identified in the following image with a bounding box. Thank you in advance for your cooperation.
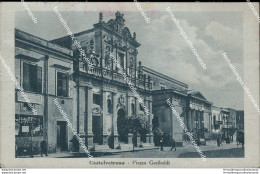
[15,11,212,155]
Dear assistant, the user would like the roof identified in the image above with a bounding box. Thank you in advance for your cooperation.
[15,28,73,57]
[142,66,188,88]
[188,91,207,100]
[188,91,212,104]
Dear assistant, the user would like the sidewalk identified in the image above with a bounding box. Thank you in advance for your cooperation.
[17,144,158,158]
[17,141,241,158]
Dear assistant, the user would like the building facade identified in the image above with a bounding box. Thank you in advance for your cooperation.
[15,11,244,156]
[236,110,244,131]
[142,66,189,146]
[15,29,74,155]
[143,67,213,146]
[211,106,222,133]
[52,12,155,149]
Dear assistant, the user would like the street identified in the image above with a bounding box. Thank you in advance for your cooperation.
[54,141,244,158]
[97,143,244,158]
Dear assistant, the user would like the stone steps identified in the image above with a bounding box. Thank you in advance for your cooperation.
[93,142,154,151]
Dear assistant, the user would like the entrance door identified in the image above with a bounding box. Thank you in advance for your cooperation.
[92,116,102,144]
[117,109,128,143]
[57,121,67,151]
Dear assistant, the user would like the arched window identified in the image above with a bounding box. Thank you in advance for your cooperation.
[107,99,112,114]
[131,103,135,115]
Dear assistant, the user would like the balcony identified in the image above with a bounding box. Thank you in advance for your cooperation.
[80,63,102,77]
[79,62,152,91]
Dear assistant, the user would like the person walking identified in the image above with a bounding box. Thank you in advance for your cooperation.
[40,138,48,157]
[160,137,164,151]
[219,136,223,147]
[170,138,176,151]
[217,136,220,147]
[69,135,79,152]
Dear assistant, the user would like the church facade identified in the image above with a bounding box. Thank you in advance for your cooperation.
[15,11,215,156]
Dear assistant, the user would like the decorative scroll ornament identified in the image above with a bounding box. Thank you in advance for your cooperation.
[117,94,125,108]
[92,104,102,114]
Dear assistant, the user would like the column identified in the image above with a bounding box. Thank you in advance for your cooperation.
[79,87,85,135]
[78,87,86,152]
[187,110,191,132]
[128,133,133,144]
[149,100,154,144]
[127,94,131,116]
[191,110,194,132]
[86,86,94,147]
[112,92,119,147]
[136,133,141,146]
[127,95,133,144]
[197,111,201,129]
[201,112,204,130]
[144,99,149,143]
[135,97,139,115]
[102,90,108,145]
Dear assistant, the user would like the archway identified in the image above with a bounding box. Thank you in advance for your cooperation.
[117,109,128,143]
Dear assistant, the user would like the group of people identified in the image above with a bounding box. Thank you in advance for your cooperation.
[159,137,177,151]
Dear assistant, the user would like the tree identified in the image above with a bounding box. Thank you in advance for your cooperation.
[127,114,150,135]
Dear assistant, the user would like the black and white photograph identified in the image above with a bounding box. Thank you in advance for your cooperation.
[0,1,259,169]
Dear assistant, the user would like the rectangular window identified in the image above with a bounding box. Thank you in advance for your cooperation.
[57,72,69,97]
[118,53,124,70]
[93,94,101,106]
[23,63,42,93]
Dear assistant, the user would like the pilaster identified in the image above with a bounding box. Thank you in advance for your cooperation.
[112,92,119,147]
[86,86,94,147]
[102,90,108,145]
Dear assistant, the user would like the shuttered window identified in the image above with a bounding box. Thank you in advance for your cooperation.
[23,63,42,93]
[57,72,68,97]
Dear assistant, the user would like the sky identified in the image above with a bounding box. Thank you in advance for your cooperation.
[15,10,244,110]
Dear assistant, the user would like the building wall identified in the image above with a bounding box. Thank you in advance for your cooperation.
[143,67,188,92]
[15,47,46,156]
[228,108,237,128]
[46,56,74,153]
[211,106,221,132]
[152,91,187,145]
[15,29,74,156]
[236,110,244,130]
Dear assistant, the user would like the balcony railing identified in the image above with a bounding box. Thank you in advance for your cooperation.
[79,62,152,91]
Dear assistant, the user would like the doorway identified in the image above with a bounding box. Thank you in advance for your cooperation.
[117,109,128,143]
[93,116,102,144]
[57,121,67,151]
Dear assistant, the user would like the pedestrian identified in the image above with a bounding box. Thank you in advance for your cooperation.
[217,136,220,147]
[40,138,48,157]
[240,136,244,149]
[219,136,223,147]
[160,137,164,151]
[170,138,176,151]
[107,134,113,149]
[69,135,79,152]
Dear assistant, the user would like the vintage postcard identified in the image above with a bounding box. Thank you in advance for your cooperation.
[0,2,259,168]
